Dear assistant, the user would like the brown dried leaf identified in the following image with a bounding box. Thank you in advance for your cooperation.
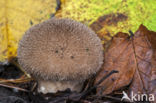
[95,25,156,96]
[150,54,156,102]
[95,32,136,95]
[128,25,156,99]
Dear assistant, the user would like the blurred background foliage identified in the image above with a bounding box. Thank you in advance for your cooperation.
[0,0,156,62]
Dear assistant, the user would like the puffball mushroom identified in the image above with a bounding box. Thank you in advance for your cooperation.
[17,18,104,94]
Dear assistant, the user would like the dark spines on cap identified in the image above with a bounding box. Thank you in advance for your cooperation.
[17,18,104,82]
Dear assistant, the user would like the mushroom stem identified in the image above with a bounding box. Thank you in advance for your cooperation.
[38,80,83,94]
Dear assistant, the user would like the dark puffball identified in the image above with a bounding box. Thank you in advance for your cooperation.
[17,18,104,82]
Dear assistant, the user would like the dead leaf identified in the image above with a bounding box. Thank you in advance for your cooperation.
[95,25,156,96]
[94,32,136,95]
[150,53,156,103]
[90,13,128,42]
[128,25,156,102]
[0,0,57,61]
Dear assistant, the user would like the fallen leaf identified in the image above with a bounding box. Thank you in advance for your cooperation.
[94,32,136,95]
[150,53,156,103]
[90,13,128,42]
[95,25,155,96]
[0,0,57,61]
[128,25,156,101]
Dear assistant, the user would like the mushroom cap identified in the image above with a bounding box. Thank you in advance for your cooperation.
[17,18,103,82]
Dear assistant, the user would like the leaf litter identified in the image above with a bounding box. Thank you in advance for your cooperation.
[0,25,155,103]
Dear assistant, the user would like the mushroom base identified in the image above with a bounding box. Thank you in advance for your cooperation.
[37,80,83,94]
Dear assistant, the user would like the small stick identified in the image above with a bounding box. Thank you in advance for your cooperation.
[9,59,31,78]
[0,78,32,83]
[0,83,29,92]
[80,70,119,99]
[128,30,134,39]
[67,70,119,102]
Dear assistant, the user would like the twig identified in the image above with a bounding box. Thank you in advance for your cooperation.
[0,77,32,83]
[0,83,29,92]
[9,59,31,78]
[50,0,62,18]
[67,70,119,102]
[80,70,119,99]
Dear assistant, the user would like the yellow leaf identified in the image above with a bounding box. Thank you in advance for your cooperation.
[0,0,57,61]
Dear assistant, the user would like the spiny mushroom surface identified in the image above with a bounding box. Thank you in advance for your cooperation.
[17,18,104,94]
